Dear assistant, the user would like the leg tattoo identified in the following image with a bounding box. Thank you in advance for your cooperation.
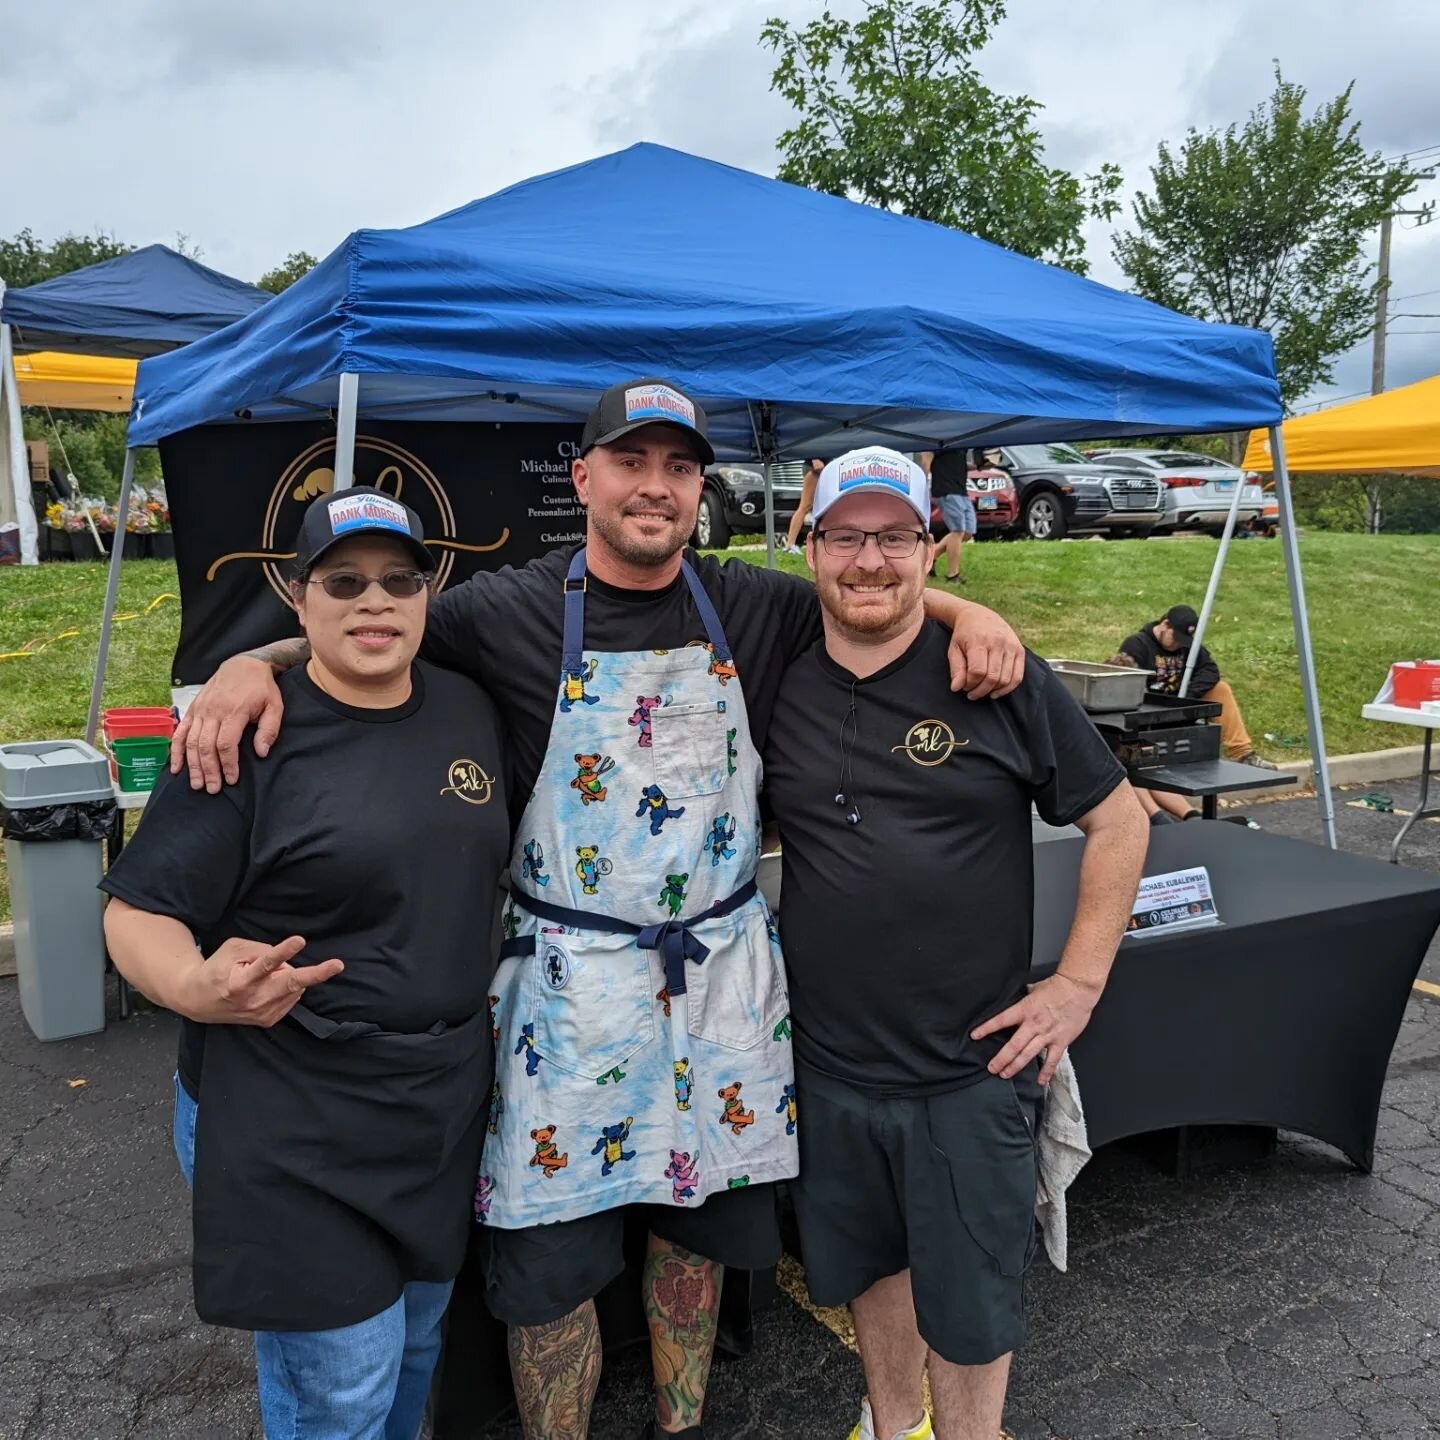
[507,1302,603,1440]
[644,1234,723,1432]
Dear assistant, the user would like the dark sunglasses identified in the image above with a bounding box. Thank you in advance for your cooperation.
[305,569,431,600]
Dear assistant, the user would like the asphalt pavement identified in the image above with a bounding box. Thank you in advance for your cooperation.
[2,775,1439,1439]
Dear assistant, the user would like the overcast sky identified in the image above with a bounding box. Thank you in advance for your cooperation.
[5,0,1437,410]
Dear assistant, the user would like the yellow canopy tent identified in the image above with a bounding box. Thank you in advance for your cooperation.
[12,350,137,413]
[1244,374,1440,479]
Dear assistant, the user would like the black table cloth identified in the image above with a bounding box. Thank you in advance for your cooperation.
[1031,823,1440,1172]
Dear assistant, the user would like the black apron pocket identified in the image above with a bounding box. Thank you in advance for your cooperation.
[650,698,730,799]
[926,1073,1039,1278]
[529,932,656,1079]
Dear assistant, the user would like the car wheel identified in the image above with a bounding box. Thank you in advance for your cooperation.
[1024,492,1066,541]
[692,490,731,550]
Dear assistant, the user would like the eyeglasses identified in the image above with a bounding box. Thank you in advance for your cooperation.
[305,570,431,600]
[814,528,927,558]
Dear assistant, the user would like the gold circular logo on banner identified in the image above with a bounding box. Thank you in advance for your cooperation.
[203,435,510,598]
[891,719,968,766]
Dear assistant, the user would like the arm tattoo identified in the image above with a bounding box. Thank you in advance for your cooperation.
[243,637,310,672]
[507,1303,602,1440]
[645,1240,723,1430]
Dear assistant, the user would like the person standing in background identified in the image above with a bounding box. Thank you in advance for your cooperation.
[784,458,825,555]
[919,449,975,585]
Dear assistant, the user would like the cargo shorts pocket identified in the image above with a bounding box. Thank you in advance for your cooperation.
[926,1073,1040,1278]
[530,933,656,1079]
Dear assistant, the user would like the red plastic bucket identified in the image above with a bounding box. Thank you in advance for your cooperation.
[102,707,175,779]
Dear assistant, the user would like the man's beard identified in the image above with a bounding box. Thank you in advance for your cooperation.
[817,566,924,636]
[588,502,691,567]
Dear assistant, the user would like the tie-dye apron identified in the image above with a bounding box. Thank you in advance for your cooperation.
[478,548,798,1229]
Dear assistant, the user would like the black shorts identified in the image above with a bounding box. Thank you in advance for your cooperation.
[479,1183,782,1327]
[790,1061,1043,1366]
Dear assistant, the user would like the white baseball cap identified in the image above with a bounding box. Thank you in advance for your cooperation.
[813,447,930,528]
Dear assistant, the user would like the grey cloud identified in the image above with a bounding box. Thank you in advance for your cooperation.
[593,4,792,177]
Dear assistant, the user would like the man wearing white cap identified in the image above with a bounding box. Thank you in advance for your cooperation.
[764,448,1147,1440]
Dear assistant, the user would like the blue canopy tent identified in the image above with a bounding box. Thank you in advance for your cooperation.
[113,143,1332,841]
[1,244,270,359]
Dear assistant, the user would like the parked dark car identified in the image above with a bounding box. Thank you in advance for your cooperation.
[692,462,806,549]
[984,443,1165,540]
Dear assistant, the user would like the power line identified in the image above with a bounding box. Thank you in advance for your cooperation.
[1385,141,1440,163]
[1388,329,1440,336]
[1390,288,1440,303]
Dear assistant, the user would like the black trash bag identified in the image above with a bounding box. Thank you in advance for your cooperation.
[1,799,121,844]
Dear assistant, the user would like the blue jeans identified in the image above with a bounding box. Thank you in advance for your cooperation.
[172,1075,451,1440]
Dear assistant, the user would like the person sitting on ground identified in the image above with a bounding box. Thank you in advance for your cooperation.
[1117,606,1277,770]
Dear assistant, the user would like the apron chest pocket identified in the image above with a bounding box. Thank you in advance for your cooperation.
[650,700,730,800]
[530,935,656,1080]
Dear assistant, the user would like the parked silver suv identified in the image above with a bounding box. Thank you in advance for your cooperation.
[1085,449,1265,535]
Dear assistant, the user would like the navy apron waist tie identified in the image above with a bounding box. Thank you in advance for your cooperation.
[502,879,758,998]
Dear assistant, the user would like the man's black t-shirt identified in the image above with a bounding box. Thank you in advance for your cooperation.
[420,546,824,822]
[764,623,1125,1094]
[928,450,969,498]
[101,663,510,1097]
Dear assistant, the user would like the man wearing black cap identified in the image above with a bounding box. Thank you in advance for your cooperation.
[169,378,1028,1440]
[1118,606,1276,768]
[102,489,510,1439]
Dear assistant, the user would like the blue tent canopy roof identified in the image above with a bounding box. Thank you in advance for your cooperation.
[128,144,1280,456]
[2,245,270,360]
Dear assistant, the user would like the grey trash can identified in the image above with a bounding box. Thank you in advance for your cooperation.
[0,740,115,1041]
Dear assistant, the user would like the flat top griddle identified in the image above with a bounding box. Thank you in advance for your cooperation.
[1087,692,1223,734]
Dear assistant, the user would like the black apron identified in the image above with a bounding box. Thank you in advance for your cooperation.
[191,1002,489,1332]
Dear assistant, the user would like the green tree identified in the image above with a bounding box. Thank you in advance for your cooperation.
[762,0,1122,273]
[257,250,319,294]
[1113,68,1423,411]
[0,228,132,289]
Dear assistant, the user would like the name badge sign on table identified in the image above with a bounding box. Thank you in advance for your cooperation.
[1125,866,1220,938]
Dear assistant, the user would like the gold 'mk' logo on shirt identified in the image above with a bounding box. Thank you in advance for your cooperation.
[441,759,494,804]
[891,719,968,766]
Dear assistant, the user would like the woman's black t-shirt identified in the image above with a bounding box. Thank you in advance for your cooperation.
[101,662,510,1097]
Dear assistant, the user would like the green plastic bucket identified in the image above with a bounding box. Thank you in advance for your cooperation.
[111,735,171,793]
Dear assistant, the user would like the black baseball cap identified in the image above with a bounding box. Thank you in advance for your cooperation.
[1163,605,1199,646]
[294,487,435,573]
[579,377,715,466]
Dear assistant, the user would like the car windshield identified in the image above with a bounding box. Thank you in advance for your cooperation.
[1009,443,1088,467]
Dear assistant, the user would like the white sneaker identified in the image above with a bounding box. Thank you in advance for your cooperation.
[848,1396,934,1440]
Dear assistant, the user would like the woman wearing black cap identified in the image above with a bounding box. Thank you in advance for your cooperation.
[101,488,510,1439]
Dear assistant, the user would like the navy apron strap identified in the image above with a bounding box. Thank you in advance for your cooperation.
[508,880,757,998]
[561,546,589,675]
[679,559,733,663]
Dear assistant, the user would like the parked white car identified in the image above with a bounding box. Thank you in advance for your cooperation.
[1084,449,1265,534]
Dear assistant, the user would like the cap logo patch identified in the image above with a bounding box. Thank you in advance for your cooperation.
[329,493,411,538]
[837,452,911,496]
[624,384,697,430]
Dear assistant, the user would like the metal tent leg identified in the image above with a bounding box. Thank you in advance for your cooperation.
[1180,457,1248,697]
[85,450,135,746]
[1271,425,1337,849]
[334,372,360,490]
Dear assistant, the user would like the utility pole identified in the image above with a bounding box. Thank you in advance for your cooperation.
[1371,212,1393,397]
[1368,180,1434,532]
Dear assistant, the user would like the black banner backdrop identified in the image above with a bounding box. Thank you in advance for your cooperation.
[159,421,585,685]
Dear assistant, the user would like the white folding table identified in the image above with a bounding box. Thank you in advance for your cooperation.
[1360,702,1440,863]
